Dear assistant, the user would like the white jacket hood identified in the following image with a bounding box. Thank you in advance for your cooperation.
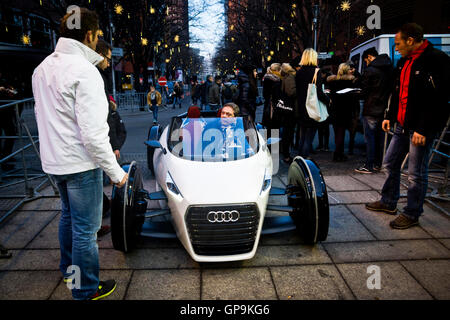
[32,37,125,183]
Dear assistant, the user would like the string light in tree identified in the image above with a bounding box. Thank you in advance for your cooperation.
[355,25,366,36]
[340,0,351,11]
[114,4,123,15]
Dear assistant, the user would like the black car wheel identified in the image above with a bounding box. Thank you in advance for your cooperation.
[111,161,147,252]
[287,157,329,244]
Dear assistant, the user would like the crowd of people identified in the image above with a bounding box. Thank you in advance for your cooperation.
[25,2,450,302]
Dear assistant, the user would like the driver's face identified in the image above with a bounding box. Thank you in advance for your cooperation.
[220,106,235,118]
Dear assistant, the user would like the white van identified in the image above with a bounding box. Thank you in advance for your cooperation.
[349,34,450,74]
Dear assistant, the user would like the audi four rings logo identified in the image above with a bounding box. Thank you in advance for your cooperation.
[207,210,240,223]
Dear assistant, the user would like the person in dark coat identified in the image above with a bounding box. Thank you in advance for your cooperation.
[327,62,360,162]
[96,39,127,236]
[295,48,330,158]
[237,65,258,122]
[279,63,297,163]
[262,63,282,129]
[172,81,183,109]
[355,48,394,173]
[347,62,362,155]
[200,75,213,110]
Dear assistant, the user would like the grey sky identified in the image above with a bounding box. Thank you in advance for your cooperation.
[189,0,225,59]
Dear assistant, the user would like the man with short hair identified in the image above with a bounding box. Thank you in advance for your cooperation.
[32,8,128,300]
[366,23,450,229]
[355,47,393,174]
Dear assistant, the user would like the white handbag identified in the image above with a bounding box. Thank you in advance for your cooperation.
[305,68,329,122]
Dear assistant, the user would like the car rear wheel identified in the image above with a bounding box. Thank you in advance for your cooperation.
[111,161,147,252]
[287,156,329,244]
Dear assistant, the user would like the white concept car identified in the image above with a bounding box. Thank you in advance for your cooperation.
[111,110,329,262]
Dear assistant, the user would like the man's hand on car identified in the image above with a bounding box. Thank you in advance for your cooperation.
[115,173,128,188]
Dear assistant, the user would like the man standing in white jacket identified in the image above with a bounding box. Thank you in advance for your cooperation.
[32,8,127,300]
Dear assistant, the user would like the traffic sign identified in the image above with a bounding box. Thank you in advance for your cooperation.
[158,76,167,86]
[112,47,123,57]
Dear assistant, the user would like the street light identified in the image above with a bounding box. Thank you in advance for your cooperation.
[313,4,320,51]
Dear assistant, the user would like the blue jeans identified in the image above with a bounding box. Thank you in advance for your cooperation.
[381,125,434,219]
[173,96,181,108]
[152,104,158,122]
[362,116,384,170]
[298,126,317,157]
[52,168,103,300]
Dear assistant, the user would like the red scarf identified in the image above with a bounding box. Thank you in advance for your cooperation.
[397,39,429,126]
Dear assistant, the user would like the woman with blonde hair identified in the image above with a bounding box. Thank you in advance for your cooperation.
[326,62,360,161]
[294,48,330,158]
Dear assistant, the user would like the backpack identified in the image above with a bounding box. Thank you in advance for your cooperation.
[223,86,233,100]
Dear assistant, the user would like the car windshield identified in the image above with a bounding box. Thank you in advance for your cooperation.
[168,117,259,162]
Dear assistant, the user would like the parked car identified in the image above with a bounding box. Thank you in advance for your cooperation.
[111,110,330,262]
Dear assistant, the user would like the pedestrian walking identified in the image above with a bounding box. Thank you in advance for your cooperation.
[31,8,128,300]
[355,48,394,174]
[172,81,183,109]
[147,85,162,123]
[327,62,360,161]
[366,23,450,229]
[295,48,330,158]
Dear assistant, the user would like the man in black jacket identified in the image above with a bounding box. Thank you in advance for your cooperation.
[366,23,450,229]
[355,48,393,173]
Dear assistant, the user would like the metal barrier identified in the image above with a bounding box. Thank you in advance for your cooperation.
[0,98,59,258]
[116,91,174,112]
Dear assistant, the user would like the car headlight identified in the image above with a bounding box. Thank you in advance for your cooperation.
[166,171,183,197]
[260,169,272,194]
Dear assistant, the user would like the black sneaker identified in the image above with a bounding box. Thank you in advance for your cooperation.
[366,200,398,215]
[355,165,374,174]
[373,165,382,171]
[90,280,117,300]
[390,214,419,229]
[97,225,111,237]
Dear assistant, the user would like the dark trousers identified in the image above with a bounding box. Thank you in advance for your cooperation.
[298,126,317,157]
[333,125,346,157]
[281,117,296,159]
[317,121,330,149]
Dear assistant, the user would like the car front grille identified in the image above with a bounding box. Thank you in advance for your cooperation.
[185,204,260,256]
